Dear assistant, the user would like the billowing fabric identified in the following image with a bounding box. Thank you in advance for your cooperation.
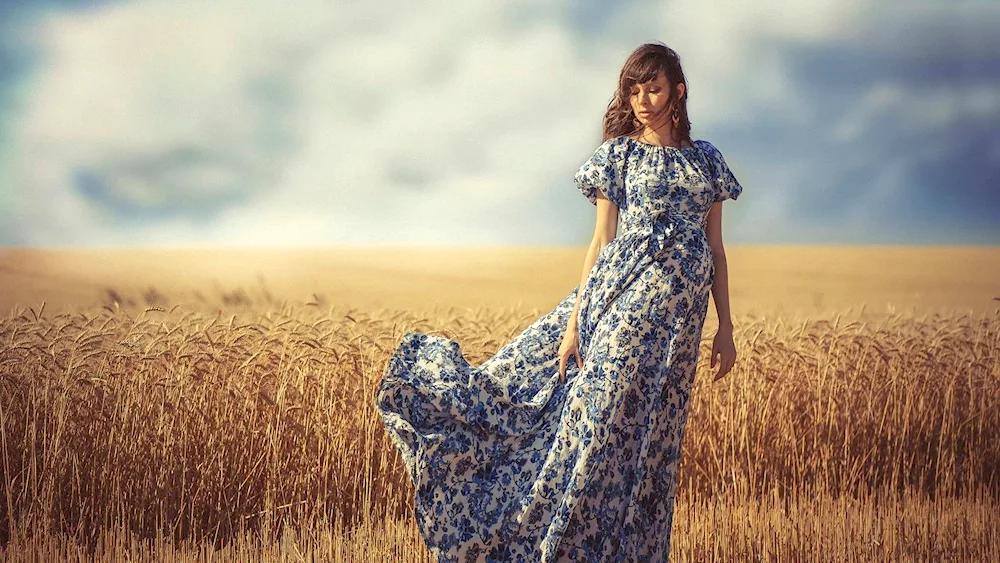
[376,135,742,562]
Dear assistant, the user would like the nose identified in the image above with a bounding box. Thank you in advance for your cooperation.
[638,89,651,106]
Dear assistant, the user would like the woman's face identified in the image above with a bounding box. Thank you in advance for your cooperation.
[629,71,682,129]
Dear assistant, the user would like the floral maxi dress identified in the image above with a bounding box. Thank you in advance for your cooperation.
[375,135,743,562]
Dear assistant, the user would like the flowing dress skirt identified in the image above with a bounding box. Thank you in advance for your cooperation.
[375,239,712,562]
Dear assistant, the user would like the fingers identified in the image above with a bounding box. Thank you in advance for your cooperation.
[558,336,584,384]
[713,355,736,381]
[557,332,586,384]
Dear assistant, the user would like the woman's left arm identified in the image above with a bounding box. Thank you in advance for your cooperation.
[705,201,737,380]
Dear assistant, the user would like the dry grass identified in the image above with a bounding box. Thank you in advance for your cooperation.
[0,285,998,561]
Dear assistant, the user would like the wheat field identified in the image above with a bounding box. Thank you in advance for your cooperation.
[0,247,998,561]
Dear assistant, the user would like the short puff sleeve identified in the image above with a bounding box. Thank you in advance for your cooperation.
[697,140,743,202]
[574,138,627,209]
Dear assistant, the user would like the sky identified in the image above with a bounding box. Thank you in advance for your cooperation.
[0,0,997,247]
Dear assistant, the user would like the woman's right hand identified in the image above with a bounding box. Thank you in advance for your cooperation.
[558,322,584,383]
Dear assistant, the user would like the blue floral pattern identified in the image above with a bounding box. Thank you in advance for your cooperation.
[376,136,742,561]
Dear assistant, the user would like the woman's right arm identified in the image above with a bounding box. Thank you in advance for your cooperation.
[559,191,618,381]
[569,191,619,329]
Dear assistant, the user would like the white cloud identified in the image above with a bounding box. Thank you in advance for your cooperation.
[7,0,625,245]
[3,0,993,246]
[834,82,1000,143]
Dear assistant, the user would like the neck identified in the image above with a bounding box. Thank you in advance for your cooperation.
[638,124,684,148]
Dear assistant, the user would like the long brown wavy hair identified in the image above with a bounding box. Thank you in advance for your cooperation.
[602,43,692,145]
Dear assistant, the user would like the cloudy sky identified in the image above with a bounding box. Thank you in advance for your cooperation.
[0,0,997,247]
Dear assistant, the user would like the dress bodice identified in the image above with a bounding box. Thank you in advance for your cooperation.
[576,136,742,232]
[575,135,743,266]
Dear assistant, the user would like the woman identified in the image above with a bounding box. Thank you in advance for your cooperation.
[376,42,741,562]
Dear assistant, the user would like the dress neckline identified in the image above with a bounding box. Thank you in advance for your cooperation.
[624,135,701,151]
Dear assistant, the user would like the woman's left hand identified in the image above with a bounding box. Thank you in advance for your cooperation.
[710,323,736,381]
